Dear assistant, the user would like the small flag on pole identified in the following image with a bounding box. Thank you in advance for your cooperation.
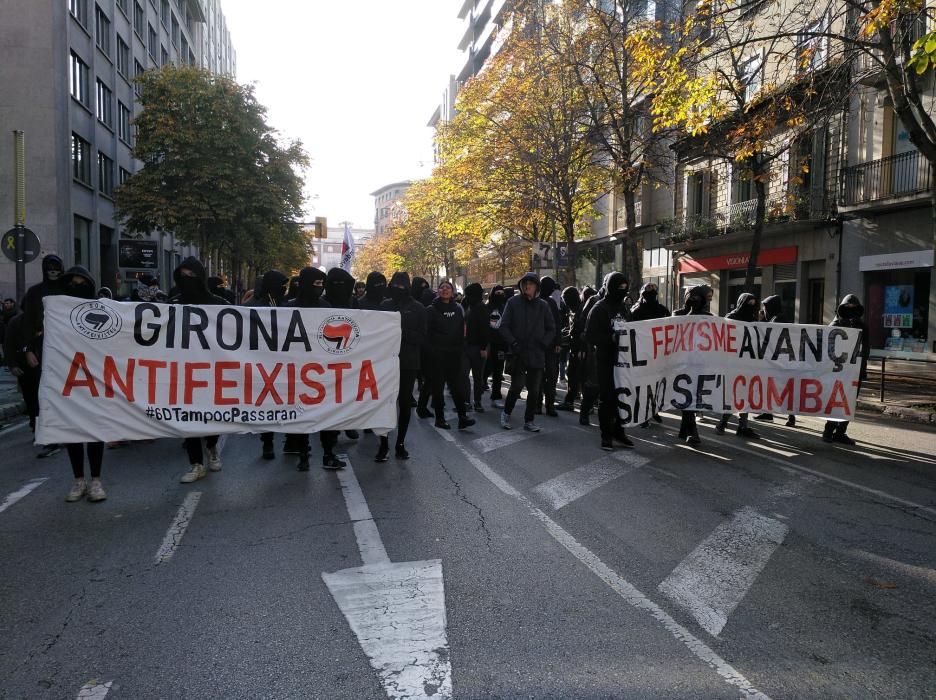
[340,224,355,272]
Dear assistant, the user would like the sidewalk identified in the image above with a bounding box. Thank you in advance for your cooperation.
[858,359,936,425]
[0,368,26,423]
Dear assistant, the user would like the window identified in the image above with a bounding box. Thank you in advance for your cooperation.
[796,17,828,71]
[118,102,132,143]
[161,0,169,27]
[171,13,179,47]
[148,23,158,58]
[134,59,145,96]
[117,35,130,77]
[180,34,188,58]
[740,54,763,103]
[119,166,131,185]
[72,133,91,184]
[95,5,111,56]
[117,0,129,16]
[643,0,656,22]
[69,51,90,106]
[96,79,113,128]
[161,45,169,66]
[133,1,145,36]
[74,216,91,266]
[69,0,88,26]
[98,152,114,196]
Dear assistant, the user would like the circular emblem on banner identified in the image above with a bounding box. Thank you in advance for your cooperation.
[317,314,360,355]
[70,301,122,340]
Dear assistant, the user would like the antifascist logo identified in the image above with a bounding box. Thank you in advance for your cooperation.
[317,315,360,355]
[70,301,122,340]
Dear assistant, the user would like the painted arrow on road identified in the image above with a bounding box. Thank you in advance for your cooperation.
[322,457,452,699]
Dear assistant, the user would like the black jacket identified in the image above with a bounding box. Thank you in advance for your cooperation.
[725,292,759,322]
[427,297,465,350]
[289,267,332,309]
[831,293,869,381]
[357,271,387,311]
[464,283,490,348]
[380,272,427,371]
[497,273,555,369]
[22,254,64,355]
[673,285,713,317]
[324,268,355,309]
[630,283,670,321]
[169,257,230,305]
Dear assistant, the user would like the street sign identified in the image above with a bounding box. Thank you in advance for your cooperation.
[2,227,40,263]
[556,241,576,267]
[532,241,553,270]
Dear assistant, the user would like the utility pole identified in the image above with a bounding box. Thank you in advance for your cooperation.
[13,131,26,301]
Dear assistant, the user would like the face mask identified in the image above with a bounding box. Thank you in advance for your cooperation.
[842,306,860,319]
[178,276,202,299]
[644,290,658,301]
[66,281,93,299]
[390,286,408,303]
[46,269,62,281]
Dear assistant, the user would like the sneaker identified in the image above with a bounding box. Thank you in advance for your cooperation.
[394,444,409,460]
[523,422,541,433]
[206,447,222,471]
[322,454,346,470]
[715,420,727,435]
[180,463,206,483]
[491,399,504,409]
[65,479,87,502]
[458,415,476,430]
[500,411,511,430]
[686,434,702,446]
[38,444,61,459]
[601,439,613,451]
[434,417,451,430]
[375,438,390,463]
[87,479,107,502]
[785,415,796,427]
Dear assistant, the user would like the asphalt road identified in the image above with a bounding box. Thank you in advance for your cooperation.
[1,403,934,699]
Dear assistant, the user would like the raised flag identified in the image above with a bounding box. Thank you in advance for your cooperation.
[340,224,355,272]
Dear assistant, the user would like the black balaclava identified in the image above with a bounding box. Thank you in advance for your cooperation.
[603,272,630,306]
[365,271,388,303]
[762,295,782,321]
[733,292,759,322]
[639,283,658,303]
[465,282,483,306]
[389,271,411,304]
[259,270,289,306]
[296,267,327,307]
[685,284,712,314]
[42,254,64,285]
[63,265,96,300]
[562,286,582,314]
[325,268,355,308]
[173,257,209,302]
[286,276,300,302]
[539,276,557,299]
[835,294,864,324]
[412,276,429,301]
[489,285,506,309]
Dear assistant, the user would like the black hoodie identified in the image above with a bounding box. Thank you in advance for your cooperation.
[411,277,430,303]
[761,295,785,323]
[357,271,387,311]
[247,270,290,307]
[630,283,670,321]
[427,288,465,351]
[726,292,759,323]
[22,254,65,350]
[487,285,507,349]
[170,257,229,305]
[585,272,632,358]
[380,272,427,370]
[290,267,331,309]
[673,285,713,317]
[324,268,355,309]
[497,272,555,369]
[62,265,97,300]
[832,294,869,380]
[464,282,490,347]
[539,276,562,348]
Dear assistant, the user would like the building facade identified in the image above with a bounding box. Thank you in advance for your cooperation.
[0,0,236,300]
[370,182,413,237]
[306,224,374,272]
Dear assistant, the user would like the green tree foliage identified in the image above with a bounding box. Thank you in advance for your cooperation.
[115,65,310,281]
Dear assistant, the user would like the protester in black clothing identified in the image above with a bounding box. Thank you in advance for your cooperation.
[3,309,37,431]
[753,294,796,426]
[822,294,869,445]
[286,267,346,470]
[556,286,584,411]
[425,281,475,430]
[630,283,670,425]
[577,286,604,425]
[357,271,388,311]
[718,293,761,438]
[247,270,290,307]
[497,272,555,432]
[169,258,229,483]
[412,276,430,303]
[538,276,563,417]
[673,285,713,446]
[585,272,634,450]
[485,285,508,409]
[323,268,360,440]
[22,254,64,354]
[380,272,428,459]
[208,275,238,304]
[463,283,490,412]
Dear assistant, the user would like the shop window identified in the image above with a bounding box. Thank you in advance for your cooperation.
[865,268,931,350]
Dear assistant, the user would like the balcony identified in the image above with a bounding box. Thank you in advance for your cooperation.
[840,151,932,207]
[658,194,830,246]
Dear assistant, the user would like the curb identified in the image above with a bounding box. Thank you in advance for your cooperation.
[0,399,25,422]
[857,399,936,425]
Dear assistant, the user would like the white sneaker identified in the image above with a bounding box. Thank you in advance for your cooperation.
[206,447,222,471]
[500,411,511,430]
[65,479,87,502]
[180,463,206,483]
[491,399,504,409]
[523,422,541,433]
[87,479,107,502]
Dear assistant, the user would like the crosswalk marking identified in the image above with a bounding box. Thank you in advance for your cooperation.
[658,506,788,637]
[472,429,537,454]
[76,680,112,699]
[154,492,202,564]
[532,452,649,510]
[0,478,47,514]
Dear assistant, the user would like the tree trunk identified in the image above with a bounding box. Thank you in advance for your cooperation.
[744,175,768,294]
[622,189,642,291]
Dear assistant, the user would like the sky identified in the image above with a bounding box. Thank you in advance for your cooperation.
[221,1,464,231]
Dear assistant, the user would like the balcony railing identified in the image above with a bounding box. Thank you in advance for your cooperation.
[840,150,932,206]
[658,193,829,245]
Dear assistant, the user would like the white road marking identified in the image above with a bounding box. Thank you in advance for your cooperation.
[472,430,537,454]
[76,680,112,699]
[532,453,649,510]
[658,507,789,637]
[323,457,452,699]
[674,443,732,461]
[442,434,771,700]
[154,492,202,564]
[0,478,48,514]
[0,419,29,437]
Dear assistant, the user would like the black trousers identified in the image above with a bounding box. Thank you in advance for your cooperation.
[464,346,487,406]
[563,351,580,405]
[504,363,543,423]
[597,363,620,440]
[184,436,219,465]
[66,442,104,478]
[431,353,467,417]
[20,367,40,430]
[542,350,559,410]
[397,369,417,444]
[487,348,505,400]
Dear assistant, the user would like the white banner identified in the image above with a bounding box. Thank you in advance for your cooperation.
[36,297,401,443]
[614,316,863,425]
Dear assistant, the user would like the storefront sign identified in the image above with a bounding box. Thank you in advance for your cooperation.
[858,249,934,271]
[883,285,914,328]
[118,239,159,269]
[36,298,401,443]
[678,246,798,273]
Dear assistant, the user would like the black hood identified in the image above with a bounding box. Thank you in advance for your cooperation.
[259,270,289,305]
[173,257,207,285]
[539,276,557,298]
[518,272,540,294]
[365,271,387,301]
[325,268,355,308]
[389,271,411,293]
[465,282,483,305]
[296,267,327,307]
[762,295,783,320]
[562,286,581,313]
[488,284,506,309]
[63,265,96,299]
[727,292,759,322]
[603,272,630,305]
[412,276,429,300]
[684,284,712,314]
[834,294,864,324]
[582,286,597,304]
[42,254,65,284]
